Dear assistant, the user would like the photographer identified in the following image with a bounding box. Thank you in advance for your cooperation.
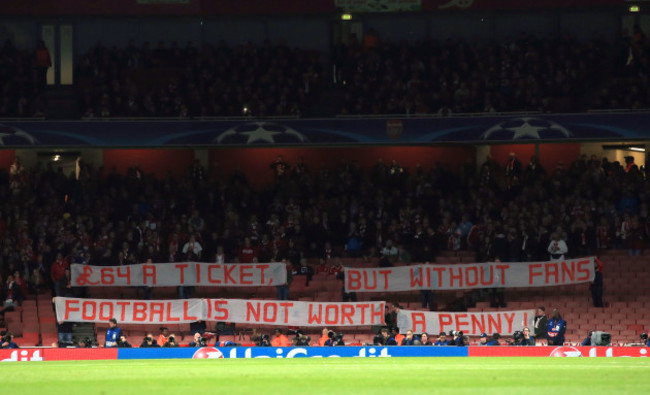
[401,330,417,346]
[510,328,535,346]
[117,334,132,348]
[324,331,345,346]
[520,327,535,346]
[640,333,650,347]
[486,333,501,346]
[140,334,160,348]
[292,329,311,346]
[373,328,397,346]
[581,331,594,346]
[163,334,180,347]
[251,329,272,347]
[453,331,466,346]
[188,332,208,348]
[1,331,18,349]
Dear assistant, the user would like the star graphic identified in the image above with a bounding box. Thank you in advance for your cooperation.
[0,133,11,145]
[505,118,547,139]
[241,123,281,144]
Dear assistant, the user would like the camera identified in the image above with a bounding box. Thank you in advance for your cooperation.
[328,331,344,346]
[256,333,271,347]
[641,333,648,342]
[293,329,311,346]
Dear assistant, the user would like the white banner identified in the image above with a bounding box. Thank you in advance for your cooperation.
[54,297,385,327]
[397,309,535,336]
[344,257,595,292]
[70,262,287,287]
[54,297,204,324]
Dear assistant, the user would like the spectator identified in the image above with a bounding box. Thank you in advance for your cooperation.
[34,40,52,93]
[478,333,488,345]
[547,233,568,260]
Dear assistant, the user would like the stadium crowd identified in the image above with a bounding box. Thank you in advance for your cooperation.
[76,40,322,118]
[0,150,645,308]
[1,25,649,119]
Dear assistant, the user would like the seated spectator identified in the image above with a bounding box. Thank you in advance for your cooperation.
[401,330,417,345]
[434,332,449,346]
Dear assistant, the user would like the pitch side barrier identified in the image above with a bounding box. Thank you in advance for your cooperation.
[2,347,649,362]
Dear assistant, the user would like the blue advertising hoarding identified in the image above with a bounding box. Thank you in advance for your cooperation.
[0,112,648,147]
[117,346,469,360]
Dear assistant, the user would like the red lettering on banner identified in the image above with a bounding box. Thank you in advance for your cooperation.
[279,302,293,324]
[224,265,236,284]
[410,268,423,288]
[258,264,269,285]
[450,267,463,288]
[357,304,369,324]
[208,265,221,284]
[439,314,453,332]
[471,315,486,334]
[308,304,322,324]
[195,263,201,284]
[412,312,426,333]
[240,265,253,285]
[183,301,198,321]
[561,261,575,282]
[166,302,180,322]
[247,302,261,322]
[466,267,479,287]
[487,314,501,333]
[100,268,115,285]
[64,300,80,320]
[495,264,509,285]
[479,266,493,286]
[325,304,339,325]
[133,302,147,322]
[372,303,383,325]
[98,302,114,321]
[213,300,228,320]
[175,264,188,285]
[529,263,543,285]
[82,301,97,320]
[116,301,130,322]
[504,313,515,333]
[143,265,157,285]
[363,272,377,290]
[379,270,391,290]
[116,266,131,285]
[264,303,277,323]
[545,263,559,284]
[433,267,445,287]
[577,259,591,281]
[347,270,361,291]
[341,304,354,325]
[150,302,164,322]
[455,313,469,332]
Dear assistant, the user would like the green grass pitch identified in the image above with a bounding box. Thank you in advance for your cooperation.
[3,357,650,394]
